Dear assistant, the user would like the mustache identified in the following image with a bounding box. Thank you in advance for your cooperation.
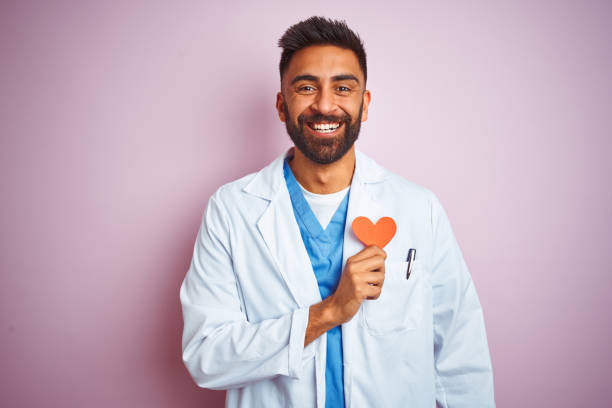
[297,112,351,125]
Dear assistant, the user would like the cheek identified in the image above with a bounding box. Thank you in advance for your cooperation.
[286,96,313,117]
[350,99,365,120]
[348,107,362,122]
[288,106,306,123]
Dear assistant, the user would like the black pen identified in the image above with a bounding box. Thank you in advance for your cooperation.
[406,249,416,279]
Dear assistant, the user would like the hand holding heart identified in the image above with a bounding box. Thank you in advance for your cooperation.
[328,216,397,325]
[329,244,387,325]
[305,216,397,343]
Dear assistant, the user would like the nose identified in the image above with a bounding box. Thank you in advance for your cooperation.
[310,87,337,115]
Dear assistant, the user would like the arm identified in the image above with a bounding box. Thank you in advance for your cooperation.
[430,194,496,407]
[180,193,311,390]
[304,245,387,346]
[304,297,338,346]
[180,192,387,389]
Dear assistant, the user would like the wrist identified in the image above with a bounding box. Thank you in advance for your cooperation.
[321,294,343,327]
[304,296,342,346]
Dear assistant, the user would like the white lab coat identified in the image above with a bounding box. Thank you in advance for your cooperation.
[180,148,495,407]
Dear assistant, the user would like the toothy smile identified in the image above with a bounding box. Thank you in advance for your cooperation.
[307,122,341,133]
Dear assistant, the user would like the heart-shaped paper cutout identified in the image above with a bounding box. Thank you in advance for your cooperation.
[352,216,397,248]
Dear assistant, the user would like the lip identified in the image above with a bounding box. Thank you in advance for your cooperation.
[305,122,344,137]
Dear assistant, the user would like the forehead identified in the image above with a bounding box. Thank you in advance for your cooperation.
[283,45,364,84]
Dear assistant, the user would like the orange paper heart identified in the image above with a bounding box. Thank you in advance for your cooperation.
[352,216,397,248]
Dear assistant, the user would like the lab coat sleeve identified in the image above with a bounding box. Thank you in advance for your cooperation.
[429,194,496,407]
[180,193,311,390]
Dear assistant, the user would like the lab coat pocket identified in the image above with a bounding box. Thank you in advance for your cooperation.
[361,260,426,335]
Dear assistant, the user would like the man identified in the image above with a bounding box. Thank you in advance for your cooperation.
[180,16,495,407]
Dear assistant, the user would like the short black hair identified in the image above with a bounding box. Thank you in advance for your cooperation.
[278,16,367,84]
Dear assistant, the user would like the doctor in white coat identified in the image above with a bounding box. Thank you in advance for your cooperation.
[181,17,495,408]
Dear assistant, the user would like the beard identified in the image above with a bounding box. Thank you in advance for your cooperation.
[283,99,363,165]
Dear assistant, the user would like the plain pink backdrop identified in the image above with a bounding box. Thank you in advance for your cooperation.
[2,1,611,407]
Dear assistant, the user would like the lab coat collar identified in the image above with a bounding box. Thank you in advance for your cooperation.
[242,147,388,200]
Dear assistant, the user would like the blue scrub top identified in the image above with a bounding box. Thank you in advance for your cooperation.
[283,158,349,408]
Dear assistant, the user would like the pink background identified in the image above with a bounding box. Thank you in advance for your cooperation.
[2,1,611,407]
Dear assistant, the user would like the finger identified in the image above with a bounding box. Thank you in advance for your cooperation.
[360,271,385,286]
[347,245,387,264]
[363,284,382,299]
[347,251,385,268]
[351,256,386,273]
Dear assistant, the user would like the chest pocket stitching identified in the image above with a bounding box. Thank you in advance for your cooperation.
[360,259,427,335]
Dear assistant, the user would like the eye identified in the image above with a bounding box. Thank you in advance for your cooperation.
[337,86,351,93]
[298,85,316,93]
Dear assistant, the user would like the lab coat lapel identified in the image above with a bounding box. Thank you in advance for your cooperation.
[342,150,388,265]
[257,188,322,307]
[245,150,321,308]
[341,150,387,406]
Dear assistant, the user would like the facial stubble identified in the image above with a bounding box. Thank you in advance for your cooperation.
[282,98,364,165]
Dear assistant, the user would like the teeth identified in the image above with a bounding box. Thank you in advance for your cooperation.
[312,122,340,131]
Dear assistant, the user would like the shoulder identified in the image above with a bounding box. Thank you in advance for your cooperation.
[358,150,438,206]
[385,169,435,202]
[382,169,441,226]
[209,172,259,213]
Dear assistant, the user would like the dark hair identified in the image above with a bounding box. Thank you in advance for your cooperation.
[278,16,367,84]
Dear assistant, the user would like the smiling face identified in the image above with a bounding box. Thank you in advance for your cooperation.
[276,45,371,165]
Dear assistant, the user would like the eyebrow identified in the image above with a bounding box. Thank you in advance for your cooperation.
[290,74,318,85]
[290,73,361,85]
[331,74,359,83]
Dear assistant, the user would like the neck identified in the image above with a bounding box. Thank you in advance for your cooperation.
[288,146,356,194]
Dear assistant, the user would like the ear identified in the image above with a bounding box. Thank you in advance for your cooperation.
[276,92,286,122]
[361,90,371,122]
